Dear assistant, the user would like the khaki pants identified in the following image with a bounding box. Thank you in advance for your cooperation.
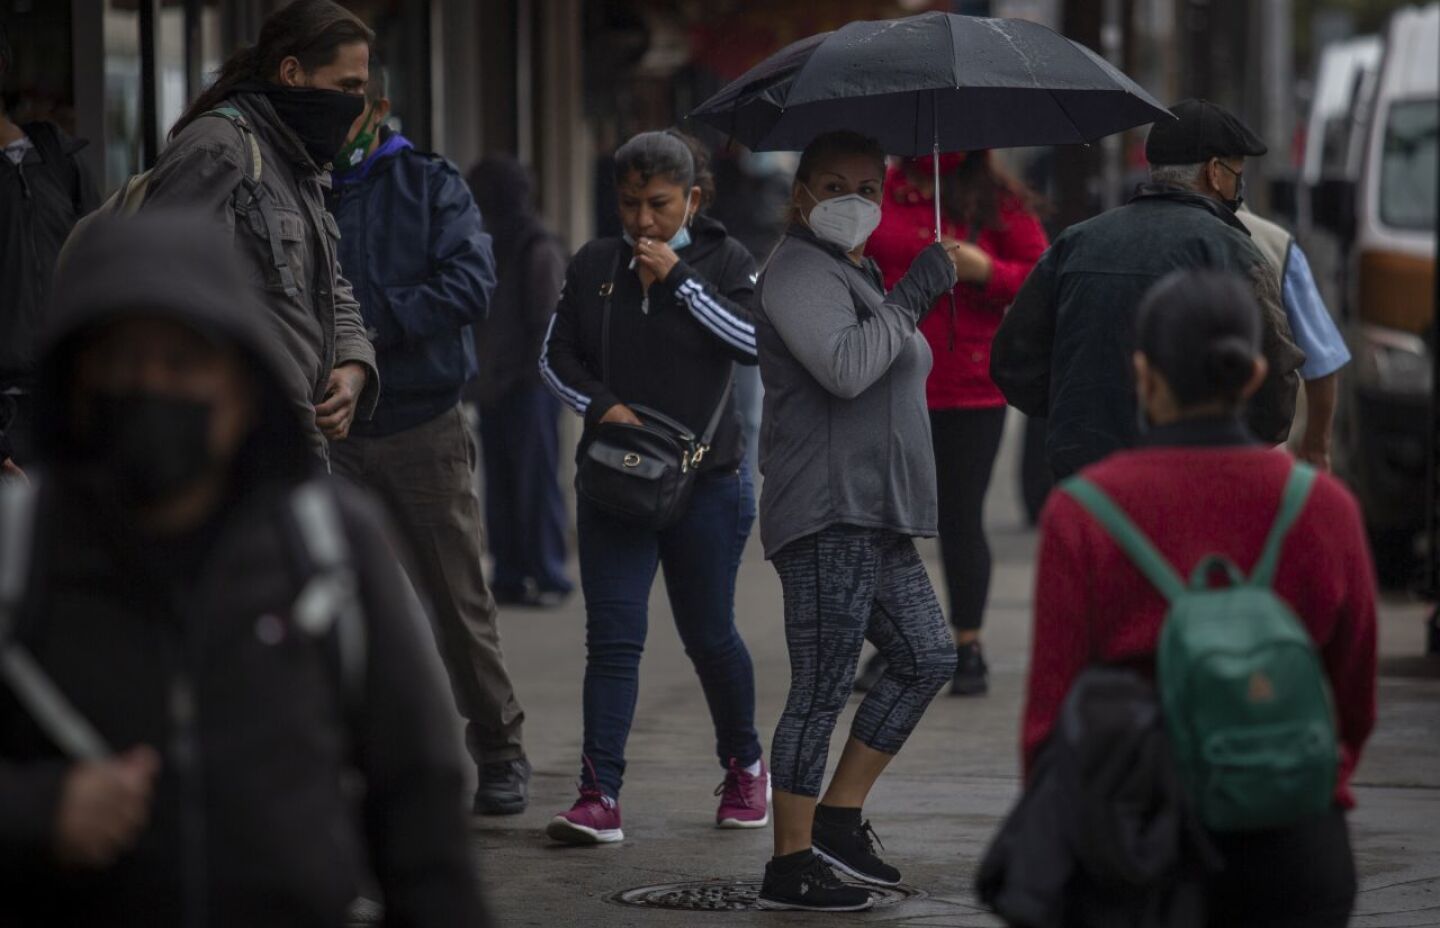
[331,403,525,764]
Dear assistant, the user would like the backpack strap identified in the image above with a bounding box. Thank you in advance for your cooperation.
[203,107,300,300]
[0,480,110,760]
[1061,476,1186,603]
[1249,463,1318,589]
[203,106,262,185]
[287,481,367,726]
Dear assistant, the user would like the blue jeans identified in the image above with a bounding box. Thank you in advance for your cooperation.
[577,468,762,798]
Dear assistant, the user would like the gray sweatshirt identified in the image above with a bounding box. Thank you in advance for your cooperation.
[753,227,958,558]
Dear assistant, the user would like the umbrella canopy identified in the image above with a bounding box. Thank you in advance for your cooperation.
[689,11,1171,156]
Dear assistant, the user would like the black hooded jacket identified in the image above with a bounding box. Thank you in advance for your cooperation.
[540,213,758,472]
[0,122,100,391]
[465,157,568,406]
[0,213,485,928]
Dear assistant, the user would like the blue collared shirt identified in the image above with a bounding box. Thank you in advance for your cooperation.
[1283,243,1351,380]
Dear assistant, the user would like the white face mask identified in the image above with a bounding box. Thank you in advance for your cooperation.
[802,185,882,252]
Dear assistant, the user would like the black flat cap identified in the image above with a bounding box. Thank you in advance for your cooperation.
[1145,99,1268,165]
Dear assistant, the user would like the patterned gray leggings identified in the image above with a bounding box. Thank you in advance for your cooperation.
[770,525,957,797]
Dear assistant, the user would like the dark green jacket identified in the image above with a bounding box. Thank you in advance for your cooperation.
[991,185,1303,480]
[139,92,380,454]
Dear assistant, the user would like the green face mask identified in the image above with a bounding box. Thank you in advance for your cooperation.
[336,103,378,170]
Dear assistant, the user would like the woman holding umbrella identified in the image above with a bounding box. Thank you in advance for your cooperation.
[859,152,1049,697]
[751,130,967,912]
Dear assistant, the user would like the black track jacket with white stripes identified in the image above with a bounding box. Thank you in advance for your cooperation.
[541,213,758,473]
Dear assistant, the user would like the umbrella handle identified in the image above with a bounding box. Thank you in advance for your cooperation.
[930,100,958,352]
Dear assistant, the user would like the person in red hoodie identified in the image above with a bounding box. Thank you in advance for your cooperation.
[1024,270,1377,927]
[863,151,1048,696]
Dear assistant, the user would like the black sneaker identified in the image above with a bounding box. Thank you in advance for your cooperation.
[473,757,531,815]
[812,817,901,886]
[852,652,887,693]
[950,641,989,696]
[756,853,873,912]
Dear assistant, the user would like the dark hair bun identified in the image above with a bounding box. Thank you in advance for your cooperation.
[1136,271,1263,409]
[1203,335,1257,396]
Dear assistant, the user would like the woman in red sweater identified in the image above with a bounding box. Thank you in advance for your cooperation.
[864,152,1048,695]
[1025,271,1377,927]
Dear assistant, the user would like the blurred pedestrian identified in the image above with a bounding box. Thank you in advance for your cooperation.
[541,129,767,845]
[1022,271,1375,927]
[1237,204,1351,471]
[123,0,379,459]
[0,212,485,928]
[991,99,1305,480]
[326,64,529,816]
[862,150,1049,697]
[467,156,574,609]
[750,130,965,912]
[0,24,99,472]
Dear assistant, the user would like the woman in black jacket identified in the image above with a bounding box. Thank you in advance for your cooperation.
[541,130,767,845]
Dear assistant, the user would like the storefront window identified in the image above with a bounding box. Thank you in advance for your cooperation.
[158,0,223,141]
[103,2,142,191]
[340,0,431,147]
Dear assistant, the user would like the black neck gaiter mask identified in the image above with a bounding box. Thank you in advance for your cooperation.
[252,83,364,169]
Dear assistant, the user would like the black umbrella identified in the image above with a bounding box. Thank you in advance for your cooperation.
[690,11,1172,239]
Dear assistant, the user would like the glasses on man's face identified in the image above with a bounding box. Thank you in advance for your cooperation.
[1214,159,1243,185]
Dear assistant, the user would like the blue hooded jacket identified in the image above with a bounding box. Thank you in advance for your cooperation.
[331,131,496,437]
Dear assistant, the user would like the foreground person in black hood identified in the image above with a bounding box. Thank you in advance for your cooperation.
[0,212,485,928]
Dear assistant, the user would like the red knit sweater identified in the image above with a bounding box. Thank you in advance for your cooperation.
[1023,444,1378,809]
[866,164,1048,410]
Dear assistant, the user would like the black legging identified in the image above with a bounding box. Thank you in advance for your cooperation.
[931,407,1008,633]
[1207,808,1356,927]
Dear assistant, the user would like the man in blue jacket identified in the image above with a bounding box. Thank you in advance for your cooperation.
[328,64,530,814]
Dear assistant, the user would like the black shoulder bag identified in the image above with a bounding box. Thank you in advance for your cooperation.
[576,249,734,531]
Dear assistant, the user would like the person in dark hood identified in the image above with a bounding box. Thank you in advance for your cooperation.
[0,212,486,928]
[466,155,574,609]
[128,0,379,460]
[0,22,100,472]
[327,65,531,817]
[990,99,1305,481]
[540,129,768,845]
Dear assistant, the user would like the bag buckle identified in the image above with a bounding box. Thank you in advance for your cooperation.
[622,453,641,468]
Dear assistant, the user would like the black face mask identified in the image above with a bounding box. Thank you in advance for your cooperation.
[1216,160,1246,213]
[85,393,216,505]
[262,85,365,168]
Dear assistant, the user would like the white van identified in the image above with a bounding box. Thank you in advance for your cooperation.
[1337,3,1438,552]
[1301,34,1382,238]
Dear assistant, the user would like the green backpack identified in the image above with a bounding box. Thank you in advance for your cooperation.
[1061,463,1339,832]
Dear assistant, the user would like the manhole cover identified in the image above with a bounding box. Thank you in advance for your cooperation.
[608,878,923,912]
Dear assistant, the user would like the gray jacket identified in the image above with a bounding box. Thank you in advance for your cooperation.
[140,92,379,450]
[753,227,957,558]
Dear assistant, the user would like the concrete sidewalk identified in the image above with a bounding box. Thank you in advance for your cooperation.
[474,421,1440,927]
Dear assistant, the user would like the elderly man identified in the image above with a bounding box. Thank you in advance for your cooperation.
[992,99,1305,481]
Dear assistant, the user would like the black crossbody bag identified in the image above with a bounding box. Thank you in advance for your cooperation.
[576,250,733,531]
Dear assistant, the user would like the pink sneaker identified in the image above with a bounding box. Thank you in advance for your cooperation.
[715,757,771,829]
[547,787,624,844]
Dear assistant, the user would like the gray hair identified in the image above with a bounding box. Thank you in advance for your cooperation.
[1149,161,1207,190]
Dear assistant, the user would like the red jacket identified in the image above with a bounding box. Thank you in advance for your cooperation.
[1023,438,1377,810]
[866,164,1048,410]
